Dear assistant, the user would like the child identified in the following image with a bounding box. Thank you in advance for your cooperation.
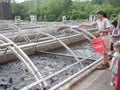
[109,41,120,87]
[116,58,120,90]
[109,20,120,58]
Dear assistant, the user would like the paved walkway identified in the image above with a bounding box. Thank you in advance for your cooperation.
[71,69,115,90]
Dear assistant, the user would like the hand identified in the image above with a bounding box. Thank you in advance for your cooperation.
[78,24,82,27]
[57,26,70,32]
[95,31,100,35]
[118,32,120,36]
[112,34,115,37]
[70,26,79,29]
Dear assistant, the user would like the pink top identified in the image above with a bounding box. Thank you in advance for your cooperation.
[116,59,120,90]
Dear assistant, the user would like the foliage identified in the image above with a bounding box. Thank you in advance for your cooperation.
[10,0,120,21]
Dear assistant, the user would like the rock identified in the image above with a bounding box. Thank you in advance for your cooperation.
[8,78,13,84]
[0,83,8,89]
[35,88,40,90]
[20,76,25,81]
[48,65,53,68]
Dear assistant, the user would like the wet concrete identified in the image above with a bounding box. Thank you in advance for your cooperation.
[71,70,114,90]
[0,41,101,90]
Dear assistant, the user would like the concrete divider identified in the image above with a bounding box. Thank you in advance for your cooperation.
[0,30,97,64]
[55,59,102,90]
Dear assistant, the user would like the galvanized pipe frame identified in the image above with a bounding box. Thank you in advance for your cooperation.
[0,27,95,64]
[20,53,98,90]
[17,33,83,49]
[39,32,84,68]
[2,21,20,33]
[0,34,48,90]
[0,30,85,66]
[50,57,102,90]
[20,28,98,90]
[0,22,98,90]
[37,51,98,61]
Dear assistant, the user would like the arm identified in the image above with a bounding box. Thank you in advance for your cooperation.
[112,33,120,37]
[100,28,111,33]
[96,28,110,35]
[110,56,117,69]
[112,31,120,36]
[78,23,93,27]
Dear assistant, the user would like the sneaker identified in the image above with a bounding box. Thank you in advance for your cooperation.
[108,53,113,58]
[96,63,107,70]
[110,82,115,87]
[108,53,113,60]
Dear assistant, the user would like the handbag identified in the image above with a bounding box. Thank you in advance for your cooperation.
[91,37,105,52]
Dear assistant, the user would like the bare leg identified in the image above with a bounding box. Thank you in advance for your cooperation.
[111,73,116,82]
[102,53,108,64]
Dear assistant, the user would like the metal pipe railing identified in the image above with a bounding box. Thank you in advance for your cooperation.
[20,53,97,90]
[0,34,48,90]
[40,32,84,68]
[49,57,102,90]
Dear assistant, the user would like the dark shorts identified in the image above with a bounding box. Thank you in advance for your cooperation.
[110,42,114,51]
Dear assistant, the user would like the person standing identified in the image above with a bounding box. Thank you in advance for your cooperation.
[109,19,120,58]
[57,10,111,69]
[78,10,111,69]
[62,15,67,24]
[109,42,120,87]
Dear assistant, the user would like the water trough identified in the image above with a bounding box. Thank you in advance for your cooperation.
[0,20,101,90]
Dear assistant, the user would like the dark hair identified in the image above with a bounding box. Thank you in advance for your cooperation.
[97,10,107,18]
[113,15,116,18]
[112,20,118,28]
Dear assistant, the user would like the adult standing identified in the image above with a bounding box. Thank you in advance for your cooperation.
[79,10,111,69]
[57,10,111,69]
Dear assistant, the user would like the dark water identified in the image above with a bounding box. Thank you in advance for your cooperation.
[49,40,101,60]
[0,41,101,90]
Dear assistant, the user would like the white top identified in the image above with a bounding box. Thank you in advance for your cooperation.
[92,18,111,36]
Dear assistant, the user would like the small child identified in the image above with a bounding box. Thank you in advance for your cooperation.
[109,41,120,87]
[109,20,120,58]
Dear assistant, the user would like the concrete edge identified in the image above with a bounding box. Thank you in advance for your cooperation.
[56,60,102,90]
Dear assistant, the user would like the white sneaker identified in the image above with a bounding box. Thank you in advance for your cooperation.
[110,82,115,87]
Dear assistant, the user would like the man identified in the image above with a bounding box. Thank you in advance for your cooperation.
[79,10,111,69]
[57,10,111,69]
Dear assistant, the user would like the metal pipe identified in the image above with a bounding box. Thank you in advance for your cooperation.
[76,28,96,38]
[20,53,96,90]
[49,58,102,90]
[0,43,12,48]
[0,41,45,90]
[0,34,48,89]
[40,32,84,68]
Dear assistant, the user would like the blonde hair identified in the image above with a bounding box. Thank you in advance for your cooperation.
[114,41,120,53]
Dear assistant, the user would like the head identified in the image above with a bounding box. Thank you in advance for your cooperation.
[113,41,120,53]
[112,20,118,28]
[97,10,107,19]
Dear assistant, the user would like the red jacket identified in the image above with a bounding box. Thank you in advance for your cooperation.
[116,59,120,90]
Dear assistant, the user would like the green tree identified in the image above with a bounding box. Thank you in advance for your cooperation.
[91,0,102,5]
[11,2,28,19]
[108,0,120,7]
